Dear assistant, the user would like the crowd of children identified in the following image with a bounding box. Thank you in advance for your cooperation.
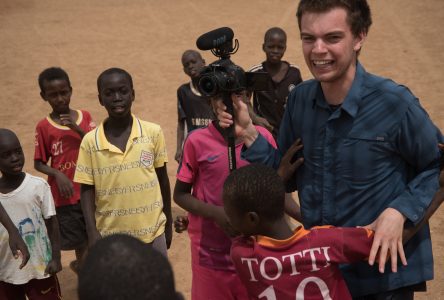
[0,0,443,298]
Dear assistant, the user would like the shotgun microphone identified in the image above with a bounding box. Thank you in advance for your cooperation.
[196,27,234,51]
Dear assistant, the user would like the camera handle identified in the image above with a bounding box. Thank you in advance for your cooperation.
[223,93,237,172]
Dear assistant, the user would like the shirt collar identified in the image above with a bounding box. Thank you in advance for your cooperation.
[311,61,367,118]
[95,114,142,152]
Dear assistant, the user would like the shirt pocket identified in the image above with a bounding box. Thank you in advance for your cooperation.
[338,134,395,182]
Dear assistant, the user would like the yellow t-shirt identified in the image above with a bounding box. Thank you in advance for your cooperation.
[74,115,168,243]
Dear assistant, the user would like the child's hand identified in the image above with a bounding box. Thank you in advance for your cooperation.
[9,232,30,269]
[174,215,189,233]
[175,150,183,163]
[54,172,74,199]
[277,139,304,183]
[44,258,62,275]
[213,206,239,237]
[87,229,102,248]
[59,113,77,129]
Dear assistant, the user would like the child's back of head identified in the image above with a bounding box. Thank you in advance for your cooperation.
[223,163,286,235]
[78,234,181,300]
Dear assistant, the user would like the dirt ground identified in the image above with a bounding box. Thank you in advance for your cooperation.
[1,0,443,299]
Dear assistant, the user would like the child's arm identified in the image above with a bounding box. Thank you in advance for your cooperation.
[277,138,304,183]
[80,183,102,247]
[34,160,74,199]
[0,203,30,269]
[175,120,185,163]
[402,145,444,242]
[155,164,173,249]
[174,179,238,237]
[43,216,62,275]
[285,193,302,223]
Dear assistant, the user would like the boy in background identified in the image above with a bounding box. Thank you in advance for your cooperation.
[0,128,62,299]
[34,67,95,273]
[74,68,172,255]
[175,50,214,162]
[249,27,302,138]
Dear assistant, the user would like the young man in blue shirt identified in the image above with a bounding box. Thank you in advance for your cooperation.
[216,0,442,299]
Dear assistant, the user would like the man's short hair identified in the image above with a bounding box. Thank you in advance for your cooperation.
[97,67,133,92]
[223,163,285,221]
[78,234,178,300]
[296,0,372,37]
[38,67,71,93]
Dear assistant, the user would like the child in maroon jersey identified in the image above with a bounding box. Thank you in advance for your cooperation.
[223,163,376,300]
[223,154,444,300]
[34,67,95,274]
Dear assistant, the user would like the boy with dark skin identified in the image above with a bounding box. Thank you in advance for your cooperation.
[0,129,62,299]
[223,154,443,300]
[176,50,214,163]
[74,68,172,253]
[250,27,302,138]
[34,67,95,273]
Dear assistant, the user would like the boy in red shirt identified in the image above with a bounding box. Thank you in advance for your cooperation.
[34,67,95,273]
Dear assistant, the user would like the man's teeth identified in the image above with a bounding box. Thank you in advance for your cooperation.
[313,60,332,65]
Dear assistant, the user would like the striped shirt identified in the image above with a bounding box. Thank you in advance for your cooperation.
[74,115,168,243]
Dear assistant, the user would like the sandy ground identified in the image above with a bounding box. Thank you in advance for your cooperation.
[0,0,443,299]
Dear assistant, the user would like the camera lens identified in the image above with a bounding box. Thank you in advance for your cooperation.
[198,76,218,96]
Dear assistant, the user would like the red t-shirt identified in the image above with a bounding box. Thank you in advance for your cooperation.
[34,110,95,207]
[231,226,374,300]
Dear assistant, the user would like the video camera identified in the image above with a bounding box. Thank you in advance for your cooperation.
[196,27,268,98]
[195,27,269,171]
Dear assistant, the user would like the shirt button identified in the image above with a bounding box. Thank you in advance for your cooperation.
[419,207,424,212]
[412,214,418,220]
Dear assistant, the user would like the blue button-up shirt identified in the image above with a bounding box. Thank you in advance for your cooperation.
[243,62,441,297]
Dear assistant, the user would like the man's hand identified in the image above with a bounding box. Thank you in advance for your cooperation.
[9,232,30,269]
[438,143,444,187]
[277,138,304,183]
[55,172,74,199]
[364,208,407,273]
[44,258,62,275]
[214,92,258,146]
[174,215,189,233]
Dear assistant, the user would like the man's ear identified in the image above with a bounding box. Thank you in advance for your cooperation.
[98,94,103,106]
[131,89,135,102]
[262,43,266,52]
[354,31,366,52]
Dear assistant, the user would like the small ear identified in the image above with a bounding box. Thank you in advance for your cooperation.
[98,94,103,106]
[131,89,135,101]
[247,211,260,225]
[40,91,47,101]
[262,43,266,52]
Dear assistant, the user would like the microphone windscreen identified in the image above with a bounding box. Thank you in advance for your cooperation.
[196,27,234,51]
